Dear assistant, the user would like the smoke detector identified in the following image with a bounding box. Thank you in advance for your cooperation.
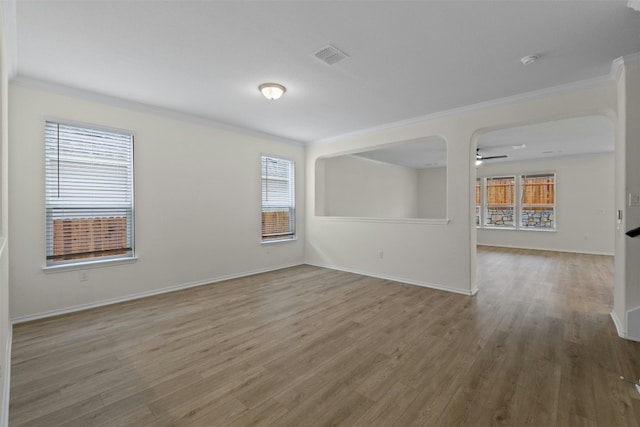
[521,55,539,65]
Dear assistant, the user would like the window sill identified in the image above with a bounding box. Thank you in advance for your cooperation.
[43,256,138,273]
[315,216,450,225]
[261,237,298,245]
[520,228,557,232]
[479,227,556,233]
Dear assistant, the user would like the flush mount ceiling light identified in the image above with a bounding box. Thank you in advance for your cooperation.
[521,55,539,65]
[259,83,286,100]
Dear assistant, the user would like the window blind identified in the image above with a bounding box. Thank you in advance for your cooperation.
[45,121,134,265]
[261,156,295,241]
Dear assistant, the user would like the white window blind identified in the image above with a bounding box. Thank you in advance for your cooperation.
[45,121,134,265]
[261,156,295,241]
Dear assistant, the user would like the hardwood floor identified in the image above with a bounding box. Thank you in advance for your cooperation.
[9,246,640,426]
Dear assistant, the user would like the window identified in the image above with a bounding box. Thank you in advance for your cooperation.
[484,176,515,228]
[476,172,556,231]
[520,173,555,229]
[261,155,295,241]
[45,121,134,266]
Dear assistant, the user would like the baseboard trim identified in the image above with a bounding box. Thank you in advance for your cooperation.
[611,310,626,339]
[626,334,640,343]
[1,325,12,427]
[11,262,303,324]
[306,262,477,296]
[476,243,613,257]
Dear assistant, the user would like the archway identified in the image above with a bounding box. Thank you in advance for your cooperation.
[470,114,616,295]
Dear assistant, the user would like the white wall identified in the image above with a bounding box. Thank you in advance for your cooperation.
[305,85,617,296]
[615,59,640,341]
[418,167,446,218]
[8,83,305,319]
[476,153,614,255]
[320,155,418,218]
[0,2,9,423]
[614,59,627,339]
[626,62,640,340]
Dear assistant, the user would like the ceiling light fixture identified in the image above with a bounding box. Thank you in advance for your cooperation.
[521,55,538,65]
[259,83,286,100]
[512,143,526,150]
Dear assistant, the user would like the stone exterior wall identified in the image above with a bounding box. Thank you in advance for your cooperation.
[485,207,514,227]
[483,207,554,228]
[521,208,554,228]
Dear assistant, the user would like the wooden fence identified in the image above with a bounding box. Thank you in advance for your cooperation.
[52,217,128,260]
[486,179,515,206]
[262,210,292,240]
[477,178,554,206]
[522,178,554,206]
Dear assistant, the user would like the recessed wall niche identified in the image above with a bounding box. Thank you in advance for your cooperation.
[315,137,447,219]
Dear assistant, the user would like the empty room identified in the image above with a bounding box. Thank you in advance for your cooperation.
[1,1,640,426]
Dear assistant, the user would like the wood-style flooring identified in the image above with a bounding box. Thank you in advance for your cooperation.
[9,246,640,426]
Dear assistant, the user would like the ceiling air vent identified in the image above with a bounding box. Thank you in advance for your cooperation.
[314,44,349,65]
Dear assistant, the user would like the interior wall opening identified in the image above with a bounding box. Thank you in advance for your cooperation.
[315,136,448,220]
[472,114,616,293]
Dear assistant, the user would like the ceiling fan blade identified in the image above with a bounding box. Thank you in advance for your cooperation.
[481,154,508,160]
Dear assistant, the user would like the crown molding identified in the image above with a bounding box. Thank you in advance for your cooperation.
[10,47,639,149]
[622,51,640,66]
[10,75,306,147]
[611,52,640,81]
[611,57,625,82]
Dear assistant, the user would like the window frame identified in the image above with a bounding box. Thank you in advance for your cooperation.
[261,155,296,243]
[519,172,556,230]
[483,175,516,229]
[476,171,556,232]
[44,120,135,268]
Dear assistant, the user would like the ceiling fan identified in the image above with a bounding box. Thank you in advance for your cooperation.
[476,148,508,161]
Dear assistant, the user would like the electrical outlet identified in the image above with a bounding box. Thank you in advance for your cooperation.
[80,271,88,282]
[378,251,384,259]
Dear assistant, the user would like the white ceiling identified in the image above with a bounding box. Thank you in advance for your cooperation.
[353,137,447,169]
[477,115,615,164]
[11,1,640,144]
[347,114,614,169]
